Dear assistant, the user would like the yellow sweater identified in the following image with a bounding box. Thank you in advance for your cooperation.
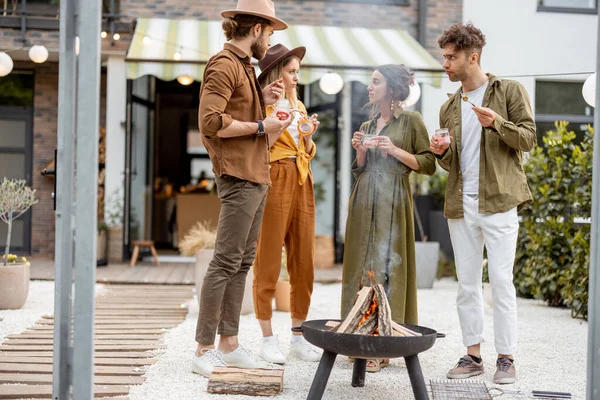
[267,101,316,185]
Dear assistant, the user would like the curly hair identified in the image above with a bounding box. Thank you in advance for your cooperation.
[438,22,486,58]
[222,14,271,41]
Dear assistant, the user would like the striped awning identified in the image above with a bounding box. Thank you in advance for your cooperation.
[126,18,443,86]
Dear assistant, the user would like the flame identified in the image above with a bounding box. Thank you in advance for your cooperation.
[358,293,378,327]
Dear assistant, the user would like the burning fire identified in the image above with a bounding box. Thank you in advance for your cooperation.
[357,293,379,336]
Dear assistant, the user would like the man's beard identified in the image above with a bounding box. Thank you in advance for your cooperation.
[251,36,268,60]
[450,67,468,83]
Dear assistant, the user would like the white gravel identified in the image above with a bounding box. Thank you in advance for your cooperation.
[0,281,106,342]
[130,278,588,400]
[0,280,56,342]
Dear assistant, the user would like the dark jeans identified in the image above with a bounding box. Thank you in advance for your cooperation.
[195,174,269,345]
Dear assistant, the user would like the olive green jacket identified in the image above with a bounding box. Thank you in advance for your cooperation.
[437,74,536,218]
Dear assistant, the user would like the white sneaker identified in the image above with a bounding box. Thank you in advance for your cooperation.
[192,349,226,378]
[289,336,322,362]
[221,346,270,369]
[259,336,287,365]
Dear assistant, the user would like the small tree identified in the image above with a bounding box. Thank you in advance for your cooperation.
[0,178,38,266]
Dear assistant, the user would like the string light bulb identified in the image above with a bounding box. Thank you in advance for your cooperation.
[113,33,120,41]
[177,75,194,86]
[173,51,182,61]
[100,31,107,39]
[143,36,151,45]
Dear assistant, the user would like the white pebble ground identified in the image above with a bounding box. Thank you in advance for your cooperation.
[129,278,588,400]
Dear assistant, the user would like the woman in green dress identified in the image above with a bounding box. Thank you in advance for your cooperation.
[342,64,436,371]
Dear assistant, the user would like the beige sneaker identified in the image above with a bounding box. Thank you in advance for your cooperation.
[494,357,516,384]
[447,355,484,379]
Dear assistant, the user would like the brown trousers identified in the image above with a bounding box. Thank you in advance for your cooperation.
[195,174,269,345]
[253,159,316,321]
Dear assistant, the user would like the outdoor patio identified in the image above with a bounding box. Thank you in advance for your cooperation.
[0,276,587,399]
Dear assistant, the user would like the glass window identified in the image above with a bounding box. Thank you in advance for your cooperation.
[535,80,594,145]
[539,0,596,12]
[0,120,27,148]
[0,153,26,180]
[536,81,593,116]
[0,72,34,107]
[0,219,25,248]
[305,0,408,4]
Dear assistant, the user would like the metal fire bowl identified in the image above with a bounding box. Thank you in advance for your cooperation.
[300,319,439,359]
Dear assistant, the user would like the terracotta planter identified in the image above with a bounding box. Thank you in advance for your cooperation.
[194,249,254,316]
[0,262,30,309]
[274,280,291,312]
[314,235,334,269]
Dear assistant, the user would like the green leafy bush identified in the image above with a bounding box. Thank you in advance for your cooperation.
[514,121,592,319]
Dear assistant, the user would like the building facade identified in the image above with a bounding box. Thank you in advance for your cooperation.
[0,0,464,258]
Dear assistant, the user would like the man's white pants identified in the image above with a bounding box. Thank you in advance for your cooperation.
[447,194,519,355]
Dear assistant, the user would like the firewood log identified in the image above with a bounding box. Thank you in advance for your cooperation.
[325,320,341,329]
[353,312,378,335]
[207,367,284,396]
[336,287,374,334]
[373,284,393,336]
[391,321,422,337]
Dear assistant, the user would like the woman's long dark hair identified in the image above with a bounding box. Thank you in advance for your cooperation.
[365,64,415,119]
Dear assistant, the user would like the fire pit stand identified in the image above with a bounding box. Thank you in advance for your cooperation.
[294,320,444,400]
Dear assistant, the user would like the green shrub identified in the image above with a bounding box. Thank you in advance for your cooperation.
[514,121,592,319]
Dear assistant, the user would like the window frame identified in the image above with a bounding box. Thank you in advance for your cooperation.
[537,0,598,14]
[301,0,409,6]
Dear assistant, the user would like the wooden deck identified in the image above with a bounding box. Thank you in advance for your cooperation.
[29,257,196,285]
[0,284,194,399]
[28,257,343,285]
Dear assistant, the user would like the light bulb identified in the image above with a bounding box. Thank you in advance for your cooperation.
[177,75,194,86]
[113,33,120,41]
[0,52,14,77]
[100,31,107,39]
[403,81,421,108]
[582,73,596,108]
[319,72,344,95]
[174,51,182,61]
[28,45,49,63]
[143,36,151,45]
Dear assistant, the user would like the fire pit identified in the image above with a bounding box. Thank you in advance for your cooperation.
[295,319,444,400]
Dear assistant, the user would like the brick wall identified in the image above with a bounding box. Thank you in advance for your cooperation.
[425,0,463,60]
[11,60,107,256]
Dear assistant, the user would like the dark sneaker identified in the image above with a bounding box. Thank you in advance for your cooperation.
[447,355,485,379]
[494,357,516,384]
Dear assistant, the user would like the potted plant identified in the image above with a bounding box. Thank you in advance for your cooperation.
[179,221,255,316]
[105,188,124,262]
[274,248,291,312]
[0,178,37,309]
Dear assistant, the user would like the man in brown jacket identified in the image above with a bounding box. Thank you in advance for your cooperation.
[430,23,536,385]
[192,0,292,378]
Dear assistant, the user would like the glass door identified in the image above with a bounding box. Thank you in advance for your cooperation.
[0,71,34,254]
[124,76,156,257]
[0,107,34,253]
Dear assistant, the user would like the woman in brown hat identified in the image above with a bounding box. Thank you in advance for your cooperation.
[342,64,436,372]
[253,43,321,364]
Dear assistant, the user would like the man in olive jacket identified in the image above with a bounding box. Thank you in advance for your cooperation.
[430,23,536,385]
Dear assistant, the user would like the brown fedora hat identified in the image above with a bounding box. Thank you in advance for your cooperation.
[258,43,306,81]
[221,0,288,31]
